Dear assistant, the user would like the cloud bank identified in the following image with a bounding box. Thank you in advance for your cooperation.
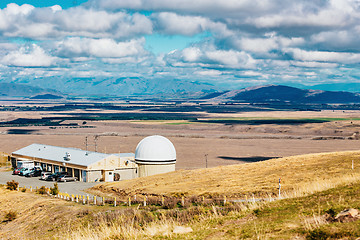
[1,0,360,89]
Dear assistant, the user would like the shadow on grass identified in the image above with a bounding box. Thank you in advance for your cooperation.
[218,156,278,162]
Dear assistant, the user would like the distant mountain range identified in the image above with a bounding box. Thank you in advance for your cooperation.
[0,83,61,98]
[6,77,217,98]
[200,85,360,103]
[1,79,360,104]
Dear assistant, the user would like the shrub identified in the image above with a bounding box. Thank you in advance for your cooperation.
[21,188,26,192]
[163,198,178,209]
[6,180,18,191]
[50,183,59,195]
[4,210,17,221]
[38,186,47,195]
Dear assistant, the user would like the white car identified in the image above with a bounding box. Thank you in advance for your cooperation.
[40,172,52,180]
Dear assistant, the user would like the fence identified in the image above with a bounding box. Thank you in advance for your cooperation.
[17,185,280,208]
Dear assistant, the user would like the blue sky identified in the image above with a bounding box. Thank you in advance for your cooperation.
[0,0,360,91]
[0,1,88,9]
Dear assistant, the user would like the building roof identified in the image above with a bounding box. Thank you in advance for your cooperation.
[135,135,176,165]
[12,143,134,167]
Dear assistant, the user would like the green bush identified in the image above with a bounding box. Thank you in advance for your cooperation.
[6,180,18,191]
[4,210,17,221]
[38,186,47,195]
[50,183,59,195]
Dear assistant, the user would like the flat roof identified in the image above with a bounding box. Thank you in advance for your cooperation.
[12,143,134,167]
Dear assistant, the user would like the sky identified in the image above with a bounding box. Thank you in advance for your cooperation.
[1,0,360,90]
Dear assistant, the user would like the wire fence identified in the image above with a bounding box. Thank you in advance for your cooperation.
[17,185,280,208]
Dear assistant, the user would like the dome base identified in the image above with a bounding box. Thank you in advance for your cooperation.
[138,163,175,177]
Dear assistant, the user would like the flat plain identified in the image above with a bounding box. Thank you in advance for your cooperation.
[0,102,360,170]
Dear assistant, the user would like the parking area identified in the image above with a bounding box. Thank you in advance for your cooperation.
[0,170,98,196]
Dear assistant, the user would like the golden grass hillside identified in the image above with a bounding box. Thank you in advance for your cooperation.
[0,152,9,168]
[90,151,360,198]
[0,187,89,240]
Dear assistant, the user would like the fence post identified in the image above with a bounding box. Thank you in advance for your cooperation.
[181,196,185,207]
[30,186,32,192]
[128,197,131,207]
[202,196,205,203]
[102,197,105,206]
[278,178,281,199]
[71,194,74,202]
[83,195,86,204]
[143,196,146,207]
[114,197,117,207]
[94,196,97,205]
[76,195,78,203]
[352,159,354,170]
[245,195,248,202]
[161,196,164,206]
[224,196,227,205]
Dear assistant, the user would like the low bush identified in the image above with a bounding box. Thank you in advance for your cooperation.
[6,180,18,191]
[38,186,47,195]
[4,210,17,221]
[50,183,59,195]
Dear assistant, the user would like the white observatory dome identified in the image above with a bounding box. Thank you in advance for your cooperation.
[135,135,176,165]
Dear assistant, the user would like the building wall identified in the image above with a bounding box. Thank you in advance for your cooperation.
[138,164,175,178]
[86,170,103,182]
[114,168,138,180]
[88,155,137,170]
[11,153,138,182]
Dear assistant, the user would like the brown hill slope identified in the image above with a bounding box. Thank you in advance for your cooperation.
[90,151,360,198]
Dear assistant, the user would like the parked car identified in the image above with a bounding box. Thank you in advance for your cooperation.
[21,166,42,177]
[57,175,77,182]
[47,171,67,181]
[12,168,23,175]
[19,168,30,176]
[25,169,42,177]
[40,172,52,180]
[24,166,43,177]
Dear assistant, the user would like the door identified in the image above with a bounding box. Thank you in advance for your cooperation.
[82,170,87,182]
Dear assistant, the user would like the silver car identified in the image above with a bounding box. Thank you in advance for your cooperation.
[57,175,77,182]
[40,172,52,180]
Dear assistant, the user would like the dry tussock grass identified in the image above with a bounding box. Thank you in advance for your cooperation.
[0,188,85,239]
[92,150,360,198]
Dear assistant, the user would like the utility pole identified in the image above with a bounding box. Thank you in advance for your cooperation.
[84,135,99,152]
[85,136,88,151]
[205,154,208,168]
[94,135,99,152]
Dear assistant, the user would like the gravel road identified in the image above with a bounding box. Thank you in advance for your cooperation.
[0,170,98,196]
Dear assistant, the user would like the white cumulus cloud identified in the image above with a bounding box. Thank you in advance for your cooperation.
[57,37,148,59]
[2,44,57,67]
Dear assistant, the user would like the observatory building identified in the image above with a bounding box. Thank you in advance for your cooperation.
[10,135,176,182]
[135,135,176,177]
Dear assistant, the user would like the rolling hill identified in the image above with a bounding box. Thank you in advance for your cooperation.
[90,150,360,198]
[2,151,360,239]
[202,85,360,103]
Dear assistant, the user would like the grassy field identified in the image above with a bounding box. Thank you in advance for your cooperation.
[1,177,360,239]
[0,152,9,168]
[90,151,360,199]
[1,150,360,239]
